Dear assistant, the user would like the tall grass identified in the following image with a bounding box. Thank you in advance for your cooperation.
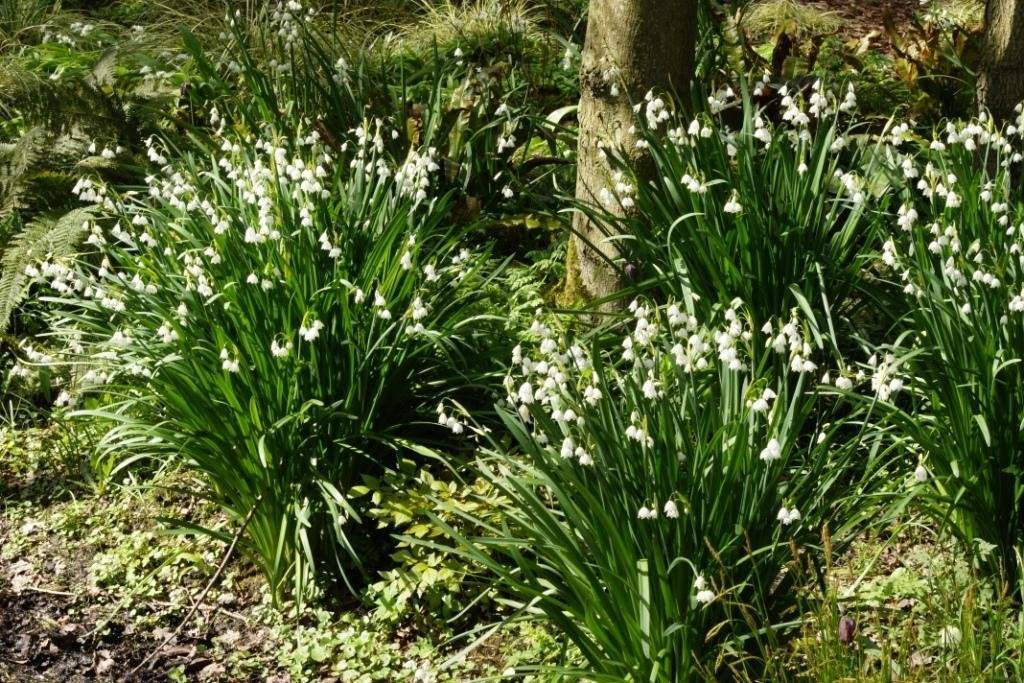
[432,298,888,679]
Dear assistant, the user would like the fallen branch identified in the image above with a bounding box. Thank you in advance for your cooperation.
[128,495,261,676]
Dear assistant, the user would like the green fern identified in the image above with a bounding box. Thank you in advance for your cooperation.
[0,124,46,221]
[0,206,93,333]
[0,42,178,143]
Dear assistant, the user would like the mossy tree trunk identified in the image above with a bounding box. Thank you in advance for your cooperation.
[564,0,697,304]
[979,0,1024,125]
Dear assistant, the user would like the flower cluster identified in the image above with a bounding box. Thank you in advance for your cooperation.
[503,298,827,536]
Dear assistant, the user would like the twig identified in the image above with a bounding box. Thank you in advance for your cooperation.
[147,599,249,624]
[128,496,261,677]
[22,585,76,597]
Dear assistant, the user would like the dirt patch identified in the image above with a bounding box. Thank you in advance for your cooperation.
[0,551,269,682]
[0,468,270,682]
[813,0,919,40]
[0,521,139,681]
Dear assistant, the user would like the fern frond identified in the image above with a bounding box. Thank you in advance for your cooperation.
[0,125,47,221]
[0,206,94,333]
[89,49,117,88]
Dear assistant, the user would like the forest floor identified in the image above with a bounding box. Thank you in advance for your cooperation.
[814,0,920,47]
[1,429,272,681]
[1,427,993,682]
[1,429,555,682]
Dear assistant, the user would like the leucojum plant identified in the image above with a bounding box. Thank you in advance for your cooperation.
[29,116,506,602]
[185,1,548,217]
[588,79,889,325]
[434,297,889,680]
[865,109,1024,586]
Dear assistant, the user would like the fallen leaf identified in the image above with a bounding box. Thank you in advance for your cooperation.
[19,520,42,536]
[13,633,32,657]
[9,559,33,576]
[11,574,32,593]
[217,629,241,646]
[96,654,115,675]
[198,662,226,680]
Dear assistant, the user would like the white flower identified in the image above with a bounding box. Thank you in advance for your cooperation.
[637,506,656,520]
[411,297,428,322]
[642,378,658,399]
[444,416,464,435]
[750,387,776,413]
[157,323,179,344]
[759,438,782,462]
[777,506,801,526]
[299,319,324,342]
[271,339,293,357]
[625,422,652,447]
[373,290,392,319]
[694,578,715,606]
[663,500,679,518]
[220,348,240,373]
[517,382,535,405]
[723,192,743,214]
[914,464,928,483]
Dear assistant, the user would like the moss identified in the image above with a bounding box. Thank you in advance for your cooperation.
[555,233,586,308]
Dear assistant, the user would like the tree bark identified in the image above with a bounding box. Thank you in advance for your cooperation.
[979,0,1024,126]
[564,0,697,304]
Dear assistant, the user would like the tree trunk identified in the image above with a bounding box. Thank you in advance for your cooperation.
[564,0,697,304]
[979,0,1024,126]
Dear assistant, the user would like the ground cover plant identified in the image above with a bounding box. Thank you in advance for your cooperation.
[5,0,1024,681]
